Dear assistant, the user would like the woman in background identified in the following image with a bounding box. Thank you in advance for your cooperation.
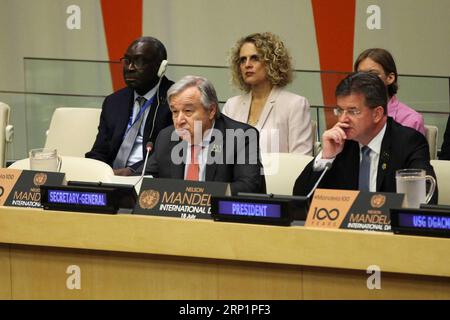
[354,48,425,135]
[223,32,313,154]
[439,115,450,159]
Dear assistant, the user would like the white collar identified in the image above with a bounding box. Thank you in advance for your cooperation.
[187,120,216,148]
[134,84,158,101]
[359,122,387,155]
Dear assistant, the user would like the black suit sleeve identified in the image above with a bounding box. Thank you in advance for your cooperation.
[292,159,324,196]
[141,153,159,177]
[85,97,115,164]
[440,115,450,160]
[129,159,144,172]
[141,129,166,177]
[229,129,266,195]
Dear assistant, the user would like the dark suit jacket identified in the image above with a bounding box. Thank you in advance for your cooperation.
[439,115,450,160]
[85,76,174,171]
[144,114,266,195]
[293,117,438,204]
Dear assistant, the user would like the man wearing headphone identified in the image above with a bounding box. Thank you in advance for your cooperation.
[86,36,173,176]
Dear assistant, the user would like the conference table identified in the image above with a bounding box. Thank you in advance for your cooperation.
[0,206,449,299]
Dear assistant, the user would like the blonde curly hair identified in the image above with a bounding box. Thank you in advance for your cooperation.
[230,32,293,92]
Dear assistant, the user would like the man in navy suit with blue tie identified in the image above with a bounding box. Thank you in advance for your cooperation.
[86,36,174,176]
[293,72,438,204]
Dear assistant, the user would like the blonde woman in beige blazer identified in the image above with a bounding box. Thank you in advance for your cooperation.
[223,32,313,155]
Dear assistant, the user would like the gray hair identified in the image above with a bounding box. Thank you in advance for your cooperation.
[167,75,220,118]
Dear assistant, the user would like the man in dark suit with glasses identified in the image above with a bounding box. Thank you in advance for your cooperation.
[86,36,173,176]
[293,72,437,204]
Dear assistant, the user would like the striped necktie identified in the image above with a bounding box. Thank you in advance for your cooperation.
[113,96,147,169]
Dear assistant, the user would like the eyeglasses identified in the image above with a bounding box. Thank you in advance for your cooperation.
[333,108,362,117]
[120,56,150,69]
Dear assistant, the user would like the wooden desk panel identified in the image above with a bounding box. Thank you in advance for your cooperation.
[1,207,449,299]
[0,245,11,299]
[9,245,302,299]
[303,267,450,299]
[216,261,302,299]
[10,246,219,299]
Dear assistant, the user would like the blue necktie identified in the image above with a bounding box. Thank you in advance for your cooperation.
[359,146,371,191]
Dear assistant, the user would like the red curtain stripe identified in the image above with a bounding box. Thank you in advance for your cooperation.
[312,0,356,129]
[100,0,356,129]
[101,0,143,92]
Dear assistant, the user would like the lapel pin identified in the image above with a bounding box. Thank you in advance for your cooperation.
[211,144,222,153]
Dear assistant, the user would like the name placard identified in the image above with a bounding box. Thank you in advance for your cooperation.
[47,189,107,206]
[391,207,450,238]
[0,169,66,208]
[134,178,229,219]
[211,195,296,226]
[306,188,404,232]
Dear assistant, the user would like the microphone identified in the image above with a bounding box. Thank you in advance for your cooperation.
[306,162,332,198]
[134,141,153,188]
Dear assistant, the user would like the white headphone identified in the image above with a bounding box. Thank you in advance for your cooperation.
[157,59,168,78]
[148,59,168,144]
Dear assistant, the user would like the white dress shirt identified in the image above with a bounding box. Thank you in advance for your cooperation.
[126,85,158,166]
